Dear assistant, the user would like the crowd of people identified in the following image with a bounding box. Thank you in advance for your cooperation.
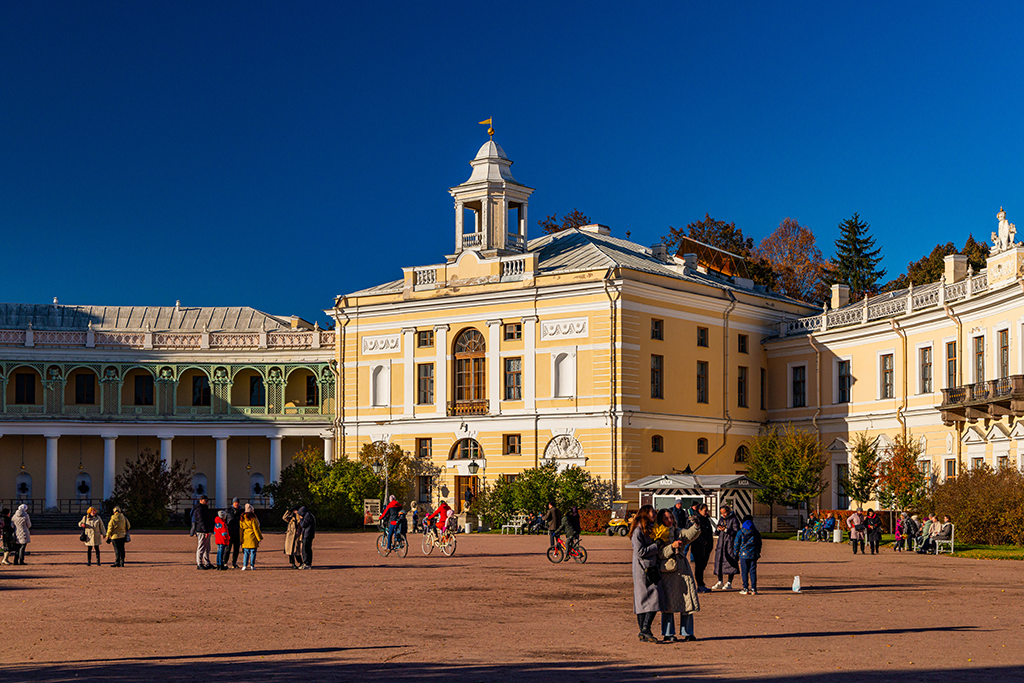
[189,495,317,570]
[798,509,955,556]
[895,512,953,554]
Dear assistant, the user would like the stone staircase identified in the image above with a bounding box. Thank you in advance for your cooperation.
[773,517,799,534]
[29,513,86,531]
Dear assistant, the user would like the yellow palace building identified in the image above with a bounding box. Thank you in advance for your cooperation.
[328,138,813,511]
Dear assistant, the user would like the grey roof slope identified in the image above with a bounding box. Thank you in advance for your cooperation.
[0,304,291,331]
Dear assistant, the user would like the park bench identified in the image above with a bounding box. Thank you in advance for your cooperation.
[935,525,955,554]
[502,514,529,534]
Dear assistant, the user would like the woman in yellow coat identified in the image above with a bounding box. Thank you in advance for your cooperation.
[106,506,130,568]
[240,504,263,570]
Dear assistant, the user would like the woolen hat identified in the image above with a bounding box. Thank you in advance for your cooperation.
[244,503,254,513]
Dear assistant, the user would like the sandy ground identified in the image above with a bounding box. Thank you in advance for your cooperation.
[1,531,1022,682]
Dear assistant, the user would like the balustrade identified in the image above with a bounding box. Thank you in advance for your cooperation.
[448,399,488,416]
[462,232,483,249]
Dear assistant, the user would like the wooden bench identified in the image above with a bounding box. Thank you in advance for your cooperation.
[502,514,528,534]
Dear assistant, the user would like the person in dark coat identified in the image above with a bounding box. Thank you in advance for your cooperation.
[297,505,316,569]
[556,506,582,552]
[712,505,740,590]
[690,504,714,592]
[224,498,243,569]
[191,495,215,570]
[864,509,883,555]
[543,501,561,548]
[733,515,763,595]
[629,505,660,642]
[671,500,688,529]
[1,508,14,565]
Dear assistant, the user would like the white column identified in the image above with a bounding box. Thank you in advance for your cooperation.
[403,327,416,417]
[523,316,538,411]
[487,320,501,414]
[45,434,59,509]
[323,435,335,464]
[102,435,117,500]
[455,200,464,250]
[215,436,229,509]
[435,324,450,416]
[159,435,173,469]
[269,435,283,482]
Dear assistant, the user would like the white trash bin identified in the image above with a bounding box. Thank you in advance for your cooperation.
[833,528,842,543]
[465,522,474,534]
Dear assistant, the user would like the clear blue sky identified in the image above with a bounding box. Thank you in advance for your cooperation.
[3,2,1023,323]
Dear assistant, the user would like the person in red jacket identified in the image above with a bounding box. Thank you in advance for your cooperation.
[426,501,452,540]
[379,495,404,550]
[214,510,231,571]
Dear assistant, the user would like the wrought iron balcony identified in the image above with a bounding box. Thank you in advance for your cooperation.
[940,375,1024,424]
[448,399,488,416]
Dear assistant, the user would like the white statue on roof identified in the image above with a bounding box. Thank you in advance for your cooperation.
[991,206,1019,254]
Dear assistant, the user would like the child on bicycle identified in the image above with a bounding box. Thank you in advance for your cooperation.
[426,500,453,540]
[556,506,581,550]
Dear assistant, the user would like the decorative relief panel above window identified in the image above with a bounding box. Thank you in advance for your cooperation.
[540,318,588,341]
[361,334,401,354]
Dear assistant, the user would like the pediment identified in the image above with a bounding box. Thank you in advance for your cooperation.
[826,438,849,452]
[986,423,1011,442]
[1009,421,1024,440]
[961,426,986,444]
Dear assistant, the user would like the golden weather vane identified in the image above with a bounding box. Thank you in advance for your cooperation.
[479,117,494,139]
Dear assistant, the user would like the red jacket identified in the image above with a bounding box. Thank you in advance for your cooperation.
[427,504,451,529]
[214,517,230,545]
[380,500,402,526]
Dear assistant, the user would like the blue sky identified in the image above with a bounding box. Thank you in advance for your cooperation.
[3,2,1024,323]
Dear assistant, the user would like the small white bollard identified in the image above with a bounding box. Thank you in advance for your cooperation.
[833,528,842,543]
[464,522,473,534]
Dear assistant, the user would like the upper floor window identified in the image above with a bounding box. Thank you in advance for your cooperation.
[697,437,709,454]
[249,376,266,406]
[737,366,748,408]
[837,360,852,403]
[999,329,1009,378]
[504,358,522,400]
[697,327,709,347]
[651,319,664,340]
[14,373,35,405]
[135,374,154,406]
[920,347,933,394]
[974,336,985,383]
[735,445,749,463]
[75,373,96,405]
[454,329,486,404]
[651,355,664,399]
[417,438,432,459]
[503,323,522,341]
[738,334,748,354]
[417,330,434,348]
[946,341,957,388]
[651,435,664,452]
[880,354,894,399]
[306,375,319,406]
[417,363,435,404]
[697,361,709,403]
[192,375,211,407]
[792,365,806,407]
[504,434,521,455]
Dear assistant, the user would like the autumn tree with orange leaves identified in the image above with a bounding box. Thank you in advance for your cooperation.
[753,217,828,303]
[876,434,929,512]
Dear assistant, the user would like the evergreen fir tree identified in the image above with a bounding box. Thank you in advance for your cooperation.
[823,213,886,300]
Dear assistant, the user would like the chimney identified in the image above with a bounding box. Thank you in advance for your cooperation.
[651,243,669,261]
[175,300,181,311]
[831,284,851,309]
[578,224,611,236]
[944,254,968,283]
[680,253,699,270]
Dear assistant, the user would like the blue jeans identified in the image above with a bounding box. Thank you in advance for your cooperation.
[242,547,257,568]
[662,612,694,638]
[739,558,757,590]
[386,524,400,549]
[217,545,229,567]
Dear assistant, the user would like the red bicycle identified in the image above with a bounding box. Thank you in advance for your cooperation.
[546,535,587,564]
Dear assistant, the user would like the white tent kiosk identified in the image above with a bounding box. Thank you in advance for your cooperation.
[625,474,763,520]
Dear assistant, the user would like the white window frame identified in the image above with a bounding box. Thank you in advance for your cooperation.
[995,323,1011,379]
[787,361,808,409]
[915,342,934,395]
[876,348,896,400]
[942,335,957,390]
[832,355,853,405]
[971,332,987,384]
[942,458,957,481]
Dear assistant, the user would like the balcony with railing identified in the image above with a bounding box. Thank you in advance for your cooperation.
[448,399,488,416]
[506,232,527,252]
[462,232,483,250]
[940,375,1024,424]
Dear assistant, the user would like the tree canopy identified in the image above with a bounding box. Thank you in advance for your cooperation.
[745,425,829,530]
[876,434,929,512]
[537,208,592,234]
[753,217,827,303]
[883,235,989,291]
[663,214,777,289]
[838,433,880,506]
[822,213,886,300]
[108,448,192,527]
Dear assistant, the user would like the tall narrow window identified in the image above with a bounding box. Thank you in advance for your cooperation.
[417,438,432,459]
[192,375,211,406]
[651,435,664,452]
[738,334,748,354]
[881,354,894,399]
[999,329,1009,378]
[417,363,434,404]
[760,368,766,410]
[15,373,35,405]
[974,337,985,383]
[306,375,319,406]
[135,374,154,406]
[836,464,850,509]
[837,360,852,403]
[75,374,96,404]
[792,365,806,407]
[946,341,957,388]
[697,327,709,347]
[453,329,486,410]
[697,437,708,454]
[504,358,522,400]
[651,355,664,399]
[697,361,708,403]
[249,376,266,406]
[920,347,933,393]
[737,366,748,408]
[651,319,663,340]
[945,459,956,480]
[418,475,432,503]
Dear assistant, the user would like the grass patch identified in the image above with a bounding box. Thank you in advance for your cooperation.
[951,545,1024,561]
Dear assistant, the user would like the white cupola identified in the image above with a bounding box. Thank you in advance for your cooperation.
[449,138,534,258]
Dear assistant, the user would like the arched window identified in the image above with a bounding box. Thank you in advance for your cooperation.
[651,435,664,452]
[75,472,92,500]
[697,438,708,455]
[735,445,749,463]
[451,438,483,460]
[553,352,575,398]
[453,329,486,412]
[192,473,208,501]
[250,473,266,498]
[15,472,32,500]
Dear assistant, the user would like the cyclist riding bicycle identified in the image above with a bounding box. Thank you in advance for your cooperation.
[379,495,404,550]
[555,505,581,551]
[426,500,453,541]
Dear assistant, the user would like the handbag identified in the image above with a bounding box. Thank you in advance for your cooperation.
[125,532,131,543]
[79,529,88,542]
[658,544,678,573]
[854,523,866,532]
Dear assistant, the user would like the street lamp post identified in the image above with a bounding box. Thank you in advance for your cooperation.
[371,458,390,503]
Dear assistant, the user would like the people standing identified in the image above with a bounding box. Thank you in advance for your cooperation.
[733,515,762,596]
[543,501,562,548]
[106,506,130,567]
[79,507,105,566]
[904,514,920,552]
[864,509,883,555]
[655,509,701,642]
[297,505,316,569]
[1,508,13,565]
[690,504,714,593]
[847,509,866,554]
[671,500,687,529]
[224,498,243,570]
[283,508,303,568]
[240,504,263,570]
[711,505,739,590]
[214,510,231,570]
[629,505,660,642]
[11,504,31,565]
[191,494,215,570]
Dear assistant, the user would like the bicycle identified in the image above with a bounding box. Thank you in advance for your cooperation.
[376,523,409,558]
[546,535,587,564]
[421,520,457,556]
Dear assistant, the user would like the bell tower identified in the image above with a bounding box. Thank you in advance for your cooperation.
[449,138,534,259]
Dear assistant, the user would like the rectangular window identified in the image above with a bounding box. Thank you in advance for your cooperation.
[306,375,319,406]
[837,360,852,403]
[971,457,983,470]
[651,319,663,340]
[836,464,850,509]
[697,360,708,403]
[503,323,522,341]
[946,341,957,388]
[416,438,432,459]
[792,365,806,407]
[920,347,933,394]
[192,375,211,407]
[697,327,709,347]
[14,373,35,405]
[249,376,265,406]
[737,366,748,408]
[417,330,434,348]
[417,363,435,404]
[504,358,522,401]
[504,434,521,455]
[999,329,1009,378]
[75,374,96,405]
[881,354,894,399]
[738,334,748,354]
[974,336,985,383]
[760,368,766,410]
[651,355,664,399]
[998,455,1009,470]
[945,459,956,480]
[134,375,154,406]
[418,475,432,503]
[502,473,518,484]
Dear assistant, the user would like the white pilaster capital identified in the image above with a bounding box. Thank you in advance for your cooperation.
[434,324,450,332]
[101,434,118,441]
[44,433,61,440]
[214,436,231,442]
[486,319,502,327]
[267,435,284,441]
[158,435,175,442]
[521,315,539,324]
[401,327,417,335]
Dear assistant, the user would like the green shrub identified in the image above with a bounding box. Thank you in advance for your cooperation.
[107,448,192,527]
